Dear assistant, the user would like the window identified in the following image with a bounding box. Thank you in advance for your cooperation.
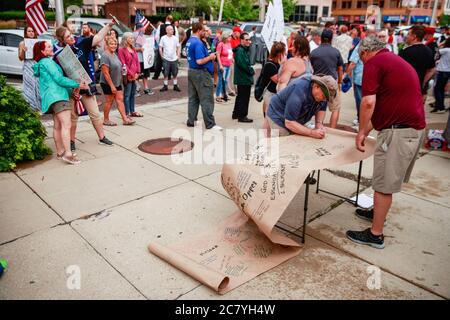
[322,6,329,17]
[390,0,401,8]
[293,5,318,22]
[372,0,385,7]
[357,1,368,8]
[332,1,337,9]
[342,1,352,9]
[5,34,22,47]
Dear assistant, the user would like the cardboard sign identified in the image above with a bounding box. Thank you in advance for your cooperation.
[56,45,92,85]
[24,39,51,60]
[143,36,155,69]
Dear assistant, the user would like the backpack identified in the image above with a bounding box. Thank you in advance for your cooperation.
[254,61,276,102]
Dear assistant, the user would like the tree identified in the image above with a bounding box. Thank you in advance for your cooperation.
[282,0,296,21]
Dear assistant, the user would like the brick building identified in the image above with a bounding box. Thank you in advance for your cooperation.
[104,0,180,26]
[331,0,446,24]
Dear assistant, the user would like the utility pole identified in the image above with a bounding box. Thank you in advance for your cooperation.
[430,0,439,26]
[54,0,65,27]
[259,0,266,22]
[218,0,225,23]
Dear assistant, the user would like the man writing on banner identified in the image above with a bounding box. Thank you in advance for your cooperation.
[346,36,426,249]
[265,74,338,138]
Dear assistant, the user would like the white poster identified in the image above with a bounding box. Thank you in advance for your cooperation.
[56,46,92,85]
[261,0,285,52]
[445,0,450,15]
[143,36,155,70]
[24,39,51,60]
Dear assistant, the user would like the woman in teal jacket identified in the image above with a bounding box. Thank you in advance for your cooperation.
[32,41,88,165]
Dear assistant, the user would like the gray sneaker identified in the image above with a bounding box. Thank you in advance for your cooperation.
[99,136,114,146]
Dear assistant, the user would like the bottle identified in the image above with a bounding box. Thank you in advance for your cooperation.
[122,64,127,76]
[0,258,7,277]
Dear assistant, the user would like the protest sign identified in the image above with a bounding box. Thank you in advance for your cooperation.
[56,45,92,85]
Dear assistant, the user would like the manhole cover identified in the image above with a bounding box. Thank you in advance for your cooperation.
[138,138,194,155]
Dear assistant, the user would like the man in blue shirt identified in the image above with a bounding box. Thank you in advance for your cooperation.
[186,22,222,130]
[266,75,338,138]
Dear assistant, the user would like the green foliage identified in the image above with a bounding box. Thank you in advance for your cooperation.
[0,11,97,22]
[439,15,450,26]
[220,0,258,22]
[0,11,55,21]
[0,75,52,172]
[282,0,296,21]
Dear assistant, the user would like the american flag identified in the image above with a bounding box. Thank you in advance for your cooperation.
[135,9,150,31]
[25,0,48,35]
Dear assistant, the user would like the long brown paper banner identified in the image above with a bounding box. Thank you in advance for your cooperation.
[148,128,376,294]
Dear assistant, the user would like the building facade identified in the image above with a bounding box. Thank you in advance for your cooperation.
[291,0,334,23]
[104,0,180,26]
[332,0,446,24]
[82,0,107,16]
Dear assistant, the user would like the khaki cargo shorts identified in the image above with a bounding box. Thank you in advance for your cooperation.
[372,127,425,194]
[267,117,291,137]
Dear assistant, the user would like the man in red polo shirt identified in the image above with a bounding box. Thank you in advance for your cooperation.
[346,36,426,249]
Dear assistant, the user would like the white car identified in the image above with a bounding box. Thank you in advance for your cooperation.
[0,29,55,76]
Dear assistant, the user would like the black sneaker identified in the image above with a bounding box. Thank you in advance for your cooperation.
[430,108,445,114]
[186,121,195,127]
[238,117,253,123]
[160,85,168,92]
[70,140,76,153]
[304,177,316,185]
[346,228,385,249]
[99,136,113,146]
[144,88,154,95]
[173,85,181,92]
[355,208,374,222]
[355,208,387,226]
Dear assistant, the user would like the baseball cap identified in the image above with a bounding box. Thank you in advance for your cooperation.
[233,26,242,33]
[321,28,333,41]
[311,75,338,102]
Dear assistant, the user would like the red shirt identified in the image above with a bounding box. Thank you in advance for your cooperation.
[230,36,240,49]
[362,49,426,131]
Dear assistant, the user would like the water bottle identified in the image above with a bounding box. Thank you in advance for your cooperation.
[122,64,127,76]
[0,258,7,277]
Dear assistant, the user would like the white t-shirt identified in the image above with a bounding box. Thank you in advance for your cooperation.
[309,40,319,52]
[160,35,180,61]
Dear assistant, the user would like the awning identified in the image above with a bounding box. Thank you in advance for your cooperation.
[383,15,407,22]
[411,16,431,23]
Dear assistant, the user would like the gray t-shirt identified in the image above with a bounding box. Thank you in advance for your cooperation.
[310,44,343,80]
[100,52,123,87]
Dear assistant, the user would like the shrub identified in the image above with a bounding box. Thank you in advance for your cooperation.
[0,75,52,172]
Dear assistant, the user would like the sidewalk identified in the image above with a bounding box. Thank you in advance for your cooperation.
[0,88,449,299]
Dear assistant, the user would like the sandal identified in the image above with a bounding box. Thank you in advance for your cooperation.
[130,112,144,117]
[61,154,81,165]
[103,120,117,126]
[216,97,224,103]
[123,119,136,126]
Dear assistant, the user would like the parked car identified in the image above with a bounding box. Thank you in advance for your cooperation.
[180,24,233,58]
[240,22,295,39]
[66,17,131,39]
[0,29,54,76]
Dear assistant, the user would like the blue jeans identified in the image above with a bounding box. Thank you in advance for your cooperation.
[124,81,136,115]
[215,66,230,97]
[353,83,362,120]
[434,71,450,110]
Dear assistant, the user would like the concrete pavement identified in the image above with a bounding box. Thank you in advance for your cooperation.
[0,87,449,300]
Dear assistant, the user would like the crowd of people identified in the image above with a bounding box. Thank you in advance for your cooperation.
[15,15,450,249]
